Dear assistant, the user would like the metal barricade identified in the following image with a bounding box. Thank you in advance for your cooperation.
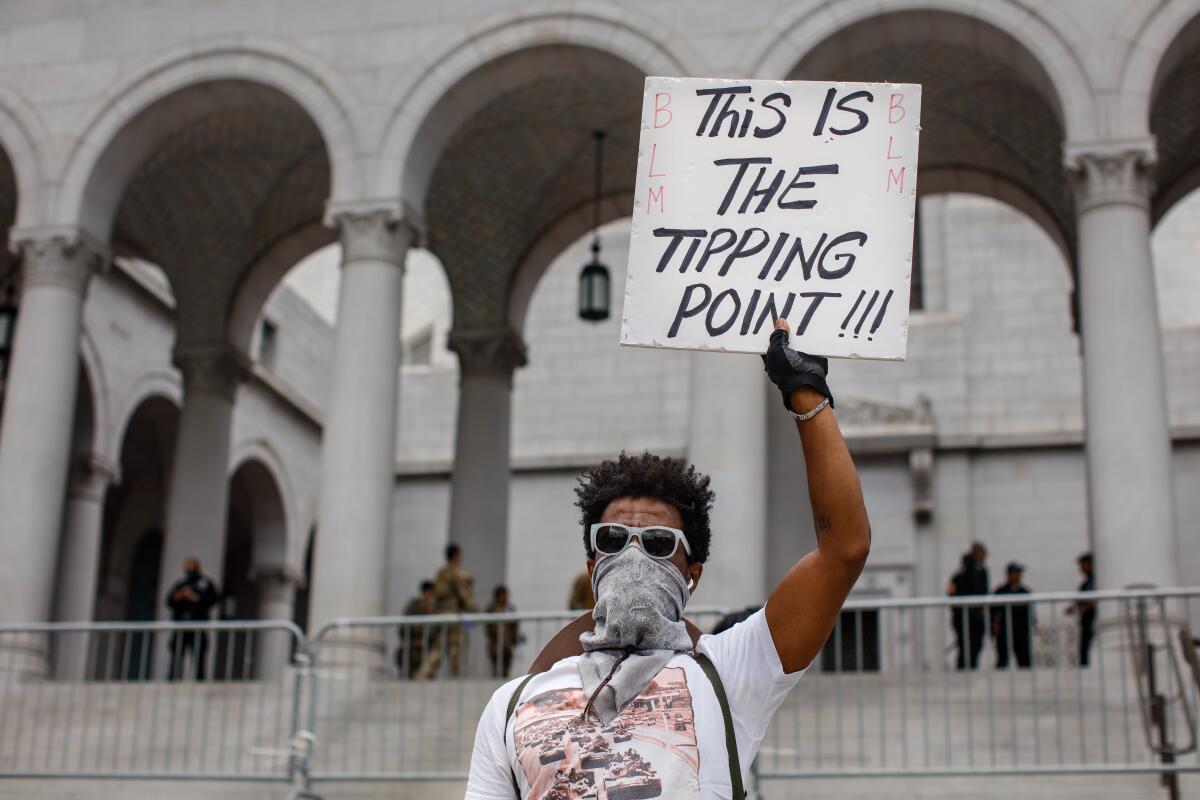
[756,588,1200,784]
[8,591,1200,792]
[302,607,730,782]
[0,620,306,782]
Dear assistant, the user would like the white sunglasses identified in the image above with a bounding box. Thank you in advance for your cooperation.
[589,523,691,561]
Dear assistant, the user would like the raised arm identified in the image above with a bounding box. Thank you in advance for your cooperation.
[763,319,871,673]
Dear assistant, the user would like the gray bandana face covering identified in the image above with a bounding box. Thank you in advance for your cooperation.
[578,545,693,725]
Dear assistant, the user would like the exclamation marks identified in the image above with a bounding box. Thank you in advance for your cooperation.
[839,291,865,338]
[868,290,893,340]
[839,289,895,340]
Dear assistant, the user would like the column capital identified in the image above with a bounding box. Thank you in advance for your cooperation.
[9,227,108,294]
[448,326,528,383]
[1066,140,1156,214]
[67,454,119,502]
[327,202,419,266]
[173,345,248,401]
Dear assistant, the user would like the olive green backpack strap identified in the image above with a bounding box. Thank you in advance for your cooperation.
[505,673,536,797]
[693,652,745,800]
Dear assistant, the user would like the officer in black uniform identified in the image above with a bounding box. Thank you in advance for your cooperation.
[165,558,220,680]
[992,562,1034,668]
[1066,552,1097,666]
[948,543,989,670]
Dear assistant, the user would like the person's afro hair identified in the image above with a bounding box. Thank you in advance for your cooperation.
[575,451,714,563]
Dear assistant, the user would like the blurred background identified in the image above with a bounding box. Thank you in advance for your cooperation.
[0,1,1199,798]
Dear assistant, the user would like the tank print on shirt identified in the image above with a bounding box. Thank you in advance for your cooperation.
[513,667,699,799]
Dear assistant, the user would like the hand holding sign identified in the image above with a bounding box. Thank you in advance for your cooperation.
[621,77,922,361]
[762,318,833,412]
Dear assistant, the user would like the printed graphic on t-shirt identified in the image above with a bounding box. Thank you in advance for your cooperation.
[513,666,700,799]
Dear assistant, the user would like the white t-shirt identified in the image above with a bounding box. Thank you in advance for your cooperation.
[465,609,804,799]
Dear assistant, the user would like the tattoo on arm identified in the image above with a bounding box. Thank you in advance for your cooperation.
[814,515,833,540]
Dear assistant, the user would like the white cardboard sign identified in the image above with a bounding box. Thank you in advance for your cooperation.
[620,77,922,361]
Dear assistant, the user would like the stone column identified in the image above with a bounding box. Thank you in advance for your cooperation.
[446,327,527,606]
[687,353,768,610]
[253,564,303,678]
[52,456,119,679]
[309,210,413,632]
[0,232,104,627]
[158,348,244,609]
[1069,144,1178,589]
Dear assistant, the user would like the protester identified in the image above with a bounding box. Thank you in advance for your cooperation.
[397,580,437,679]
[947,543,988,670]
[164,558,220,680]
[466,319,871,798]
[420,543,477,678]
[991,562,1034,669]
[485,585,520,679]
[1066,552,1097,666]
[567,571,595,610]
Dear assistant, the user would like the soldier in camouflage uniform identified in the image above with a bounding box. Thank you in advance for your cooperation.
[420,543,477,677]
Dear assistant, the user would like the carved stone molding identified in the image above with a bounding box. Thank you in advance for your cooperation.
[448,326,528,383]
[836,394,935,455]
[1067,146,1155,214]
[66,454,120,502]
[836,395,932,429]
[330,207,417,266]
[173,346,248,401]
[10,229,108,295]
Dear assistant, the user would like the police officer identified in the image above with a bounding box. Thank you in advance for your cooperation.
[1066,552,1097,666]
[992,562,1034,668]
[165,558,220,680]
[947,543,989,670]
[420,543,477,678]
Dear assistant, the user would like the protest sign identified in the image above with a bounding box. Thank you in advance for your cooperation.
[620,77,921,360]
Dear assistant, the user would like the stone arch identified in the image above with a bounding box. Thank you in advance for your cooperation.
[94,393,179,624]
[1144,6,1200,222]
[507,190,633,332]
[378,5,706,219]
[0,84,48,280]
[1115,0,1200,141]
[223,456,289,625]
[768,7,1076,278]
[226,220,337,357]
[108,370,182,467]
[228,439,296,570]
[919,167,1072,264]
[54,38,362,240]
[397,41,672,332]
[748,0,1095,142]
[53,42,350,351]
[0,83,50,235]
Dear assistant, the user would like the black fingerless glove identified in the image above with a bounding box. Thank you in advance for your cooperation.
[762,328,834,411]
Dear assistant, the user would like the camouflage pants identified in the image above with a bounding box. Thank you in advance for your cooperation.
[418,624,465,678]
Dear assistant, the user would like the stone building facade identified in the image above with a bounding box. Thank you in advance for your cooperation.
[0,0,1199,645]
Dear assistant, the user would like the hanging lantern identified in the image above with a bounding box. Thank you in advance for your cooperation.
[578,243,611,321]
[578,130,611,322]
